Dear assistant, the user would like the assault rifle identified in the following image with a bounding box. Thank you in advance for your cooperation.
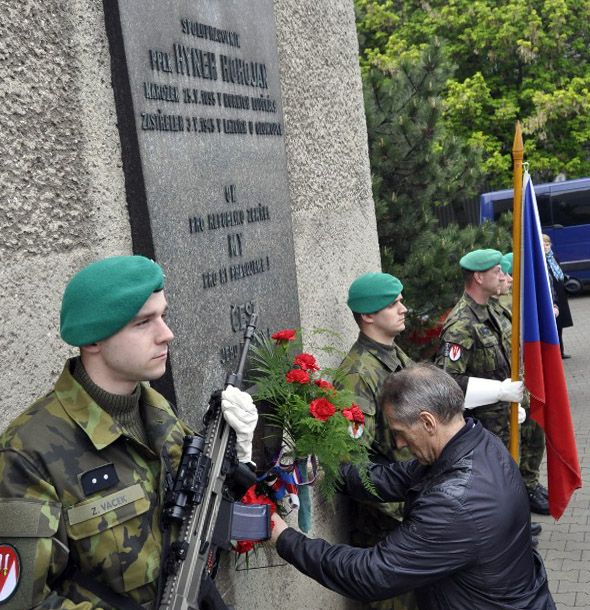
[157,314,269,610]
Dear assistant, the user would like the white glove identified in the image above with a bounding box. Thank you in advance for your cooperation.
[498,379,524,403]
[518,405,526,425]
[221,385,258,463]
[464,377,524,410]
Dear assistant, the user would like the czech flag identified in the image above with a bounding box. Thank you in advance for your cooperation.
[521,171,581,519]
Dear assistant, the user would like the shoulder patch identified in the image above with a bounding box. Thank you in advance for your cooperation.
[0,543,21,603]
[449,345,462,362]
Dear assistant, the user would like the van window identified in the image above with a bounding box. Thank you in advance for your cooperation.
[489,194,551,225]
[537,194,551,226]
[552,190,590,227]
[491,198,513,221]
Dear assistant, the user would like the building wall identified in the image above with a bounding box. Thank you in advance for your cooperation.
[0,1,380,607]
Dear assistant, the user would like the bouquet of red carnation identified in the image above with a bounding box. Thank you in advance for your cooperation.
[248,329,372,506]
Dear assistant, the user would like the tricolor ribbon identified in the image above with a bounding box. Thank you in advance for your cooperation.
[258,447,319,510]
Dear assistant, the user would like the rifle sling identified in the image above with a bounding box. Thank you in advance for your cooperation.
[67,566,148,610]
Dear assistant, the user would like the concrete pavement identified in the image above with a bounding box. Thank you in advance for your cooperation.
[535,292,590,608]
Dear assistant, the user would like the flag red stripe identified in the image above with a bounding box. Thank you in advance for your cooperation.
[524,340,581,519]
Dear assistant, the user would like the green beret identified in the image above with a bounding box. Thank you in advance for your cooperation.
[347,272,403,314]
[459,249,503,272]
[60,256,165,346]
[501,252,513,274]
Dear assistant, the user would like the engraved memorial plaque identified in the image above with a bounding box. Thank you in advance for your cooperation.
[103,0,300,423]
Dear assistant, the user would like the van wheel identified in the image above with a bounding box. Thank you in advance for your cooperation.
[564,277,583,295]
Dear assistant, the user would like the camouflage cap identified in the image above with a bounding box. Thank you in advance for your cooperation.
[60,256,164,346]
[501,252,513,274]
[459,249,503,272]
[347,272,403,314]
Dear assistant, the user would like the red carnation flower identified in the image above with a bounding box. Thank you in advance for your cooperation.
[314,378,334,390]
[286,369,310,384]
[350,404,365,424]
[271,329,297,344]
[294,353,320,372]
[241,485,277,514]
[342,404,364,424]
[309,398,336,421]
[241,486,259,504]
[234,540,255,554]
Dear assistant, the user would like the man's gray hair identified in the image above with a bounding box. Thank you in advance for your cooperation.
[378,363,464,426]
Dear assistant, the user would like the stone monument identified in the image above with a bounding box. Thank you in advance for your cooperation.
[103,0,300,420]
[0,0,381,607]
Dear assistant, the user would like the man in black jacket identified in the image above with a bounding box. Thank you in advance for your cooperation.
[270,363,555,610]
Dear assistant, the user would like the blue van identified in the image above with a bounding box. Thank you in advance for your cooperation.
[480,177,590,294]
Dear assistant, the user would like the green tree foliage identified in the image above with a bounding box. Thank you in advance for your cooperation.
[397,215,512,359]
[356,0,590,186]
[365,41,483,267]
[357,13,515,359]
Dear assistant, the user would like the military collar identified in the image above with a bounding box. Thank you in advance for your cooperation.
[357,331,396,353]
[490,295,512,320]
[462,292,491,323]
[54,359,180,451]
[356,332,405,372]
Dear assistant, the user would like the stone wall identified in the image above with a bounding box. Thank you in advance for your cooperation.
[0,1,381,607]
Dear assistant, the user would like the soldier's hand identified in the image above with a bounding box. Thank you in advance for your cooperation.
[498,379,524,403]
[221,385,258,463]
[518,404,526,424]
[465,377,524,409]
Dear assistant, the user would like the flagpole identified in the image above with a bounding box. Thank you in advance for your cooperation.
[510,122,524,461]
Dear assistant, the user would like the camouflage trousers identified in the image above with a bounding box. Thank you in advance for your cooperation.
[519,407,546,492]
[350,504,419,610]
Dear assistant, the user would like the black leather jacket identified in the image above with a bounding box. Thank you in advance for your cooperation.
[277,419,555,610]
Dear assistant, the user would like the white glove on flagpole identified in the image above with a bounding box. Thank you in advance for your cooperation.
[221,385,258,464]
[464,377,524,410]
[518,405,526,424]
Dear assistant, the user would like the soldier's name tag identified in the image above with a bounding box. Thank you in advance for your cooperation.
[449,345,462,361]
[67,484,144,526]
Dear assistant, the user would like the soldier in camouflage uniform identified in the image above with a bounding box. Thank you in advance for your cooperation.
[489,253,549,515]
[0,256,258,610]
[434,250,554,519]
[434,249,525,449]
[337,273,417,610]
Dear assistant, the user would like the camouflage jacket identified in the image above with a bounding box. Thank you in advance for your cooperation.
[497,293,513,314]
[435,292,512,402]
[337,333,413,529]
[337,332,412,465]
[0,358,191,610]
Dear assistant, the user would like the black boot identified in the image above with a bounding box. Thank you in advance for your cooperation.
[531,522,542,536]
[529,485,550,515]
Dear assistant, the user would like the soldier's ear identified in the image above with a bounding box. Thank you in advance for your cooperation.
[360,312,375,325]
[80,343,100,355]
